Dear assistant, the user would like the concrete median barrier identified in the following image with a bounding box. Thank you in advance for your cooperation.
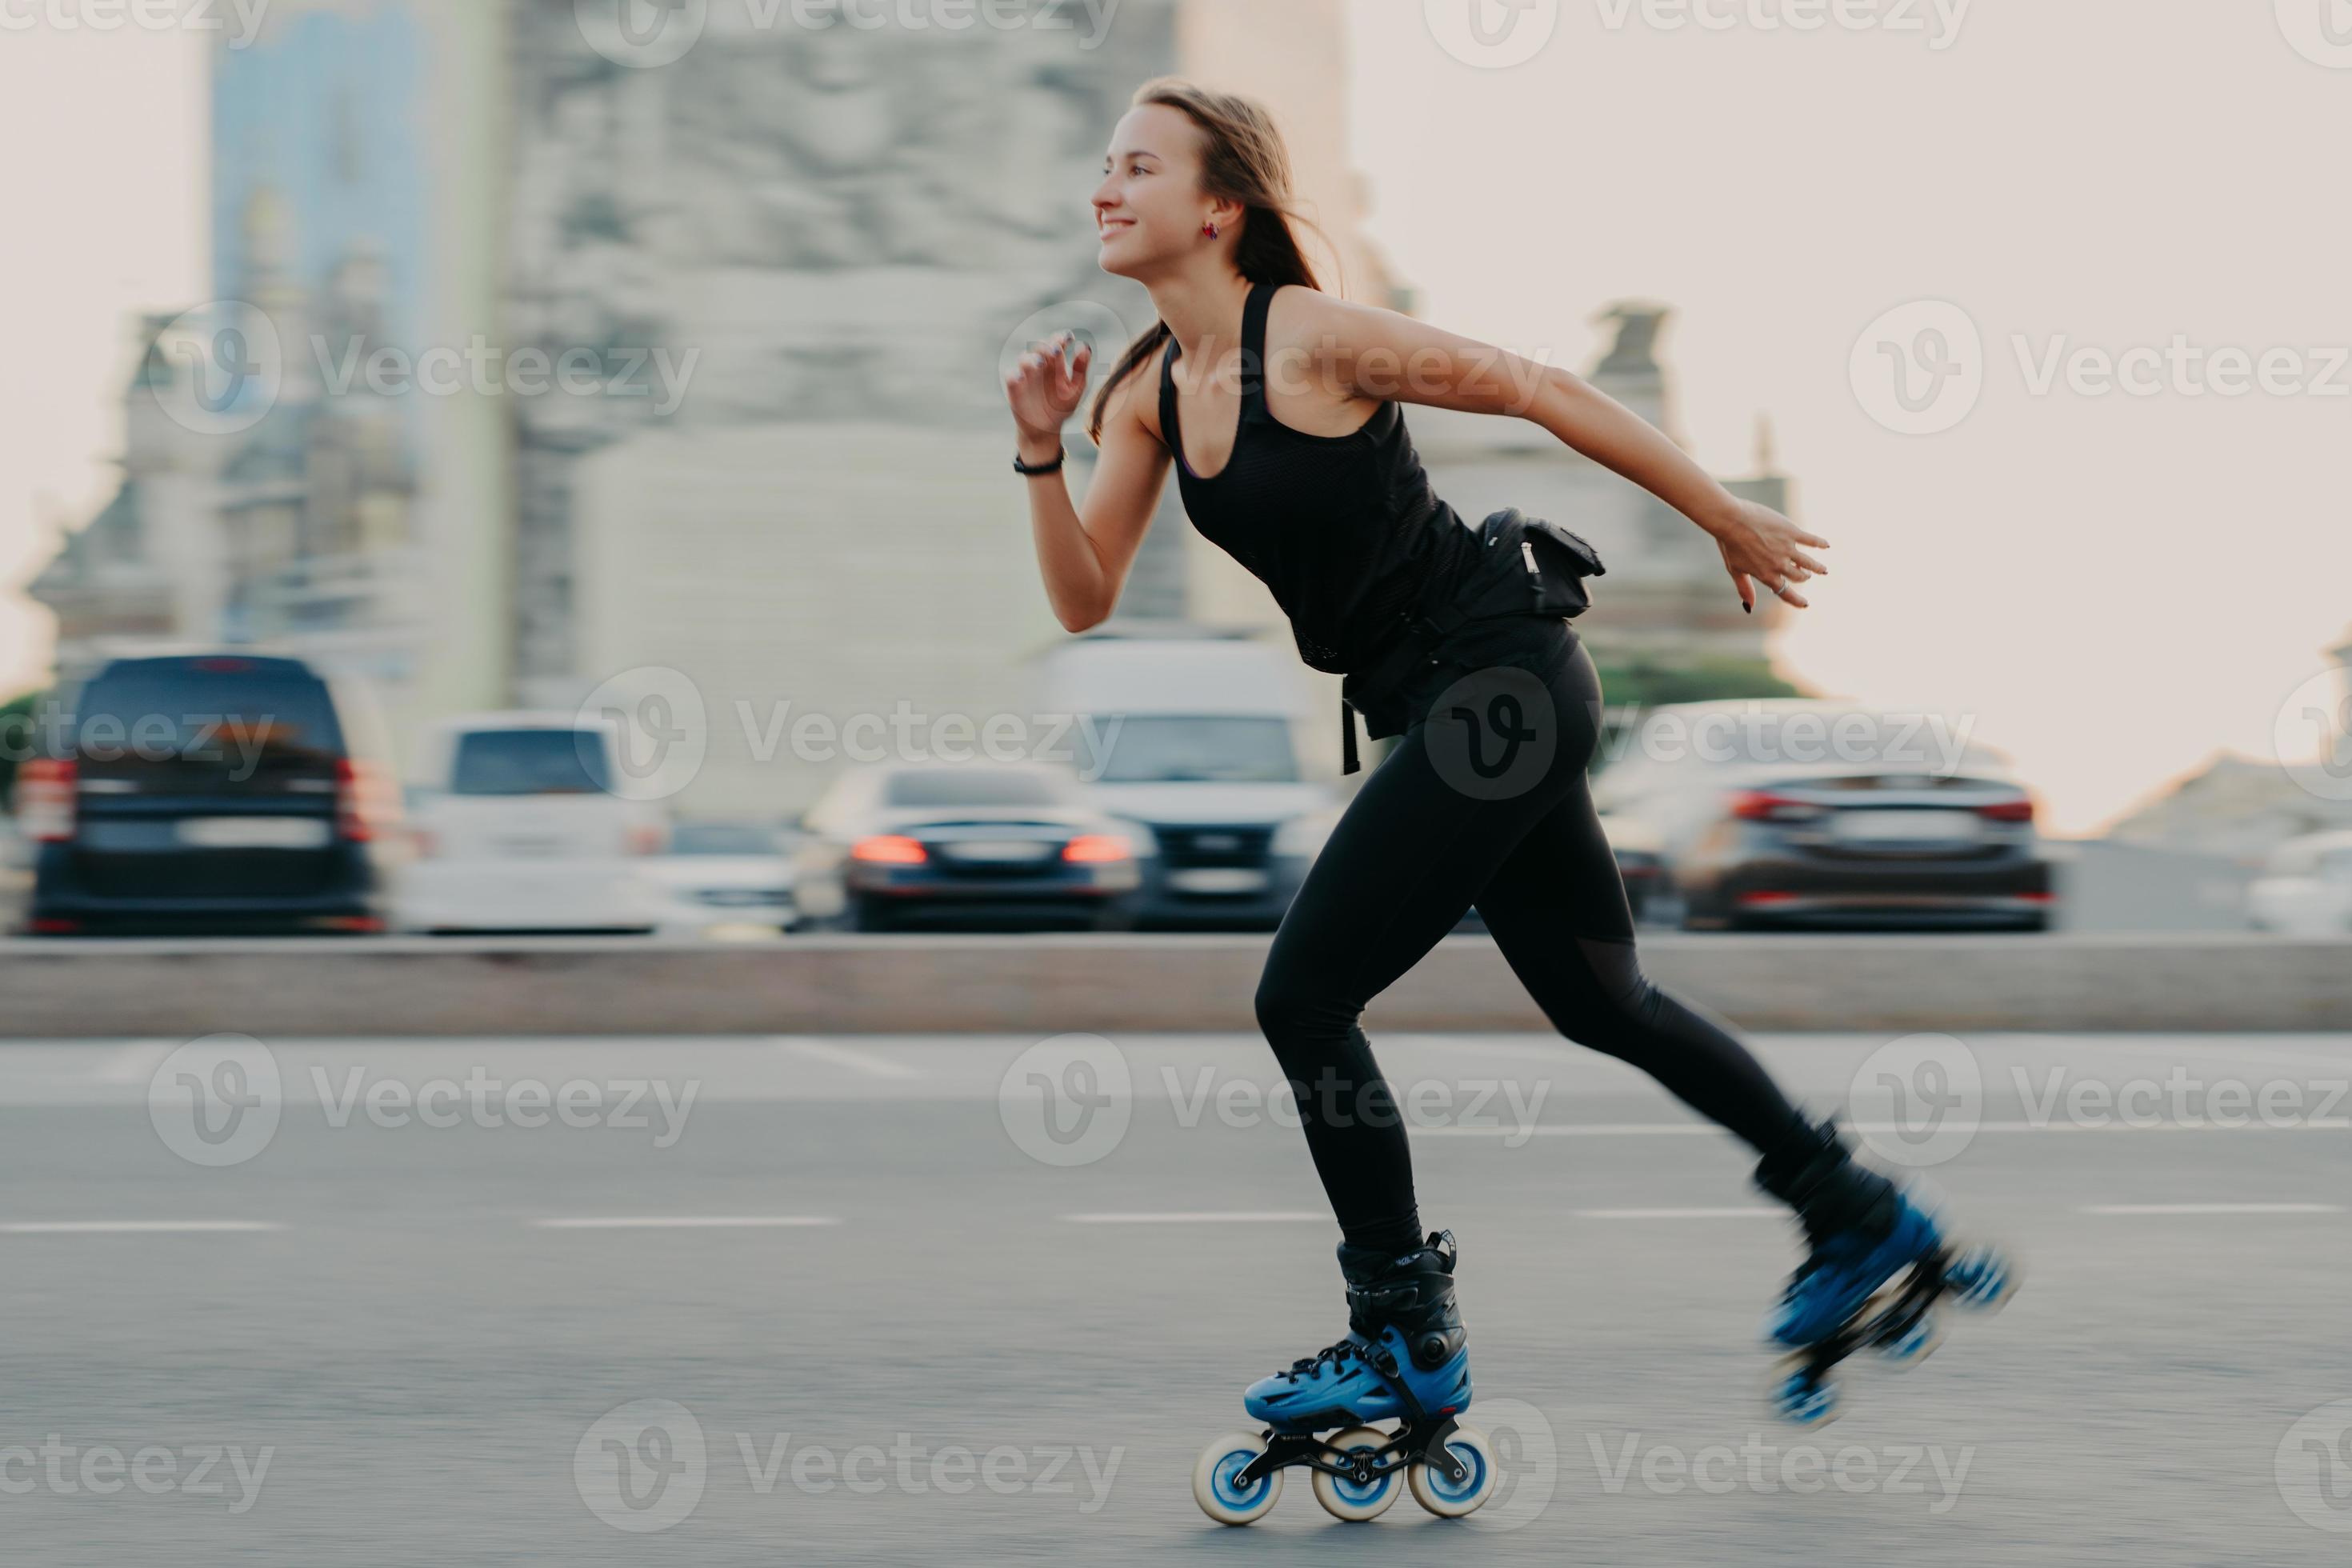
[1,932,2347,1037]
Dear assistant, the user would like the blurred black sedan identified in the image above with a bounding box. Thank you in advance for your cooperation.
[786,761,1146,933]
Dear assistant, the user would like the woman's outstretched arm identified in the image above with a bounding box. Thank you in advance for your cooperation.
[1295,291,1833,613]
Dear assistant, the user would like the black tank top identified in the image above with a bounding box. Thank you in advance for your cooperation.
[1158,279,1480,678]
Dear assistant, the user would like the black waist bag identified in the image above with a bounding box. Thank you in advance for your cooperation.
[1338,506,1606,773]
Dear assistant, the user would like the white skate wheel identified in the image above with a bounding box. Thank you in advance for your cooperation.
[1409,1422,1498,1518]
[1310,1426,1403,1522]
[1194,1431,1282,1526]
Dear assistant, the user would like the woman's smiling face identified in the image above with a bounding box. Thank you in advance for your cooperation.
[1092,104,1215,280]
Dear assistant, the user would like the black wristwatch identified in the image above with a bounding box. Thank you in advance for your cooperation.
[1013,445,1066,475]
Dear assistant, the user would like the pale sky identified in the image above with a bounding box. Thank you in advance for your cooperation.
[5,3,2348,838]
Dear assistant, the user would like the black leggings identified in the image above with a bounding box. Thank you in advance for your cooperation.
[1255,614,1805,1253]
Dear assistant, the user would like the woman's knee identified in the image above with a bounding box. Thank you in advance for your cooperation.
[1544,934,1668,1051]
[1254,967,1361,1051]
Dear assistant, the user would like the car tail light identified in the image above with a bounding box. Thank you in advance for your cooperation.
[1736,890,1798,906]
[29,918,82,934]
[850,834,928,865]
[1728,789,1821,822]
[334,758,398,842]
[1977,797,2034,823]
[1062,833,1132,864]
[624,820,669,856]
[17,758,76,842]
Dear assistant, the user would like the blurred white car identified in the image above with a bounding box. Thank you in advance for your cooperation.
[643,820,798,938]
[395,712,669,935]
[2245,830,2352,935]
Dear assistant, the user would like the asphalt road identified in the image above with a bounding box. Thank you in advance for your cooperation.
[0,1030,2346,1565]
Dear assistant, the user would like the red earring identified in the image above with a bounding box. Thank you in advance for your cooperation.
[1202,220,1219,238]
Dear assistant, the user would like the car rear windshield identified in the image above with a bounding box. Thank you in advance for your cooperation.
[883,770,1073,807]
[450,730,615,795]
[1073,715,1298,784]
[72,658,344,766]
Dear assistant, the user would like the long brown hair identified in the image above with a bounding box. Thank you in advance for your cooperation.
[1084,77,1343,446]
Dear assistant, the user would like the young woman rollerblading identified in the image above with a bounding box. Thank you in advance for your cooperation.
[1002,78,2015,1521]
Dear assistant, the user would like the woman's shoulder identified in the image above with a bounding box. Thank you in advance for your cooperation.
[1262,279,1347,330]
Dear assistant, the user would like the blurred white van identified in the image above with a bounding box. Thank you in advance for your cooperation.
[395,711,670,934]
[1036,626,1338,931]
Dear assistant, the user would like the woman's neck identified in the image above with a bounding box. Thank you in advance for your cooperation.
[1153,273,1254,365]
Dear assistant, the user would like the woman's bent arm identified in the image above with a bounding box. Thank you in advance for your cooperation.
[1006,334,1170,633]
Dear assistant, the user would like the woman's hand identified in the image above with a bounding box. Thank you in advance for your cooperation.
[1708,498,1831,611]
[1004,330,1090,459]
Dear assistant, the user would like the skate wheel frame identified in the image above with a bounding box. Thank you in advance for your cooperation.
[1193,1415,1491,1525]
[1766,1236,2021,1424]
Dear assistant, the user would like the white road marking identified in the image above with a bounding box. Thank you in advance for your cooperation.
[0,1221,285,1234]
[1403,1037,1575,1062]
[1574,1207,1781,1220]
[1414,1123,1720,1138]
[102,1042,178,1084]
[1414,1118,2352,1138]
[1061,1211,1330,1225]
[777,1038,921,1080]
[2079,1202,2343,1216]
[531,1216,842,1230]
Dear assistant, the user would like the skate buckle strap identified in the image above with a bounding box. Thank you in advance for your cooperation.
[1279,1337,1364,1384]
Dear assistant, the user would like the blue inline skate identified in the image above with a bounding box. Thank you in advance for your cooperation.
[1193,1230,1499,1525]
[1752,1117,2020,1426]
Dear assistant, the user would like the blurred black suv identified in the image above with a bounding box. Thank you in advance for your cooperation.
[17,654,400,935]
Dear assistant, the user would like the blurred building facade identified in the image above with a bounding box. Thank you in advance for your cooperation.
[28,0,508,759]
[2105,625,2352,862]
[26,0,1797,814]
